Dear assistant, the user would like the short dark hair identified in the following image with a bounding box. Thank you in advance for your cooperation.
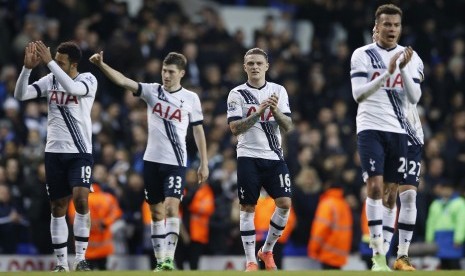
[163,52,187,70]
[57,41,82,64]
[375,4,402,22]
[244,48,268,62]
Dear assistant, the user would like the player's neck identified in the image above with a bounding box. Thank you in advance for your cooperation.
[163,84,182,92]
[247,79,266,89]
[69,70,79,79]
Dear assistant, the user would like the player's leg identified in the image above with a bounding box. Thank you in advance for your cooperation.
[259,159,292,270]
[143,161,167,271]
[383,132,409,271]
[394,144,422,271]
[69,153,93,271]
[382,183,397,255]
[161,164,187,270]
[45,153,72,272]
[237,157,261,271]
[357,130,390,271]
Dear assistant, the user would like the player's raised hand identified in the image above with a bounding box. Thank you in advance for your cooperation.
[257,100,269,115]
[399,46,414,69]
[388,51,403,75]
[35,41,53,64]
[89,51,104,66]
[268,93,279,113]
[24,42,40,69]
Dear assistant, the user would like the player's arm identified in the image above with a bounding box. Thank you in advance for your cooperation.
[192,124,209,184]
[89,51,138,93]
[35,41,91,96]
[268,93,293,133]
[400,47,422,104]
[351,50,402,103]
[14,42,42,101]
[229,101,268,136]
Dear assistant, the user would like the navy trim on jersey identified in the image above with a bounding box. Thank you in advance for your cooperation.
[246,81,267,90]
[385,89,406,128]
[32,84,41,98]
[404,120,422,145]
[365,49,386,69]
[238,89,260,105]
[375,43,397,52]
[134,83,142,97]
[283,112,291,117]
[190,120,203,126]
[167,86,183,94]
[228,116,242,123]
[157,85,170,103]
[385,89,421,145]
[58,106,87,153]
[80,81,89,96]
[413,78,421,84]
[163,119,184,166]
[52,76,58,90]
[351,72,368,78]
[260,121,283,159]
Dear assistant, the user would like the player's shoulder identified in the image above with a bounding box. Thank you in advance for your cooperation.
[266,81,285,90]
[229,83,248,94]
[78,72,98,84]
[352,43,376,56]
[180,87,200,99]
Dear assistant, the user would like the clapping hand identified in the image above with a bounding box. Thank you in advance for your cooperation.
[24,42,40,69]
[35,41,53,64]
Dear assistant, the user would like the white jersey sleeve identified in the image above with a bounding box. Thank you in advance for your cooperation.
[277,85,291,114]
[189,92,203,124]
[403,52,424,144]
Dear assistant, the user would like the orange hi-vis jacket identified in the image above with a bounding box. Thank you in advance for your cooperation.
[68,184,123,260]
[254,195,296,243]
[308,188,353,267]
[187,184,215,244]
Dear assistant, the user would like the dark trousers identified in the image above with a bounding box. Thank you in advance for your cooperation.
[175,240,206,270]
[88,258,107,270]
[322,263,341,270]
[440,258,461,270]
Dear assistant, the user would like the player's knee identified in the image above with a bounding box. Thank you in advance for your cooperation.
[73,197,89,213]
[400,189,416,202]
[274,197,291,209]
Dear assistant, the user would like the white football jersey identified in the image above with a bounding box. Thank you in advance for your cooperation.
[136,83,203,166]
[351,42,422,145]
[32,72,97,153]
[403,54,425,145]
[227,82,291,160]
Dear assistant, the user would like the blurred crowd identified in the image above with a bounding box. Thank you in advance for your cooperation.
[1,0,465,268]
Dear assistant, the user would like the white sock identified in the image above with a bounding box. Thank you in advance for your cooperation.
[151,220,166,263]
[51,215,69,267]
[398,190,417,257]
[262,207,289,252]
[165,217,179,260]
[73,212,90,262]
[240,211,257,264]
[366,198,384,255]
[382,206,397,255]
